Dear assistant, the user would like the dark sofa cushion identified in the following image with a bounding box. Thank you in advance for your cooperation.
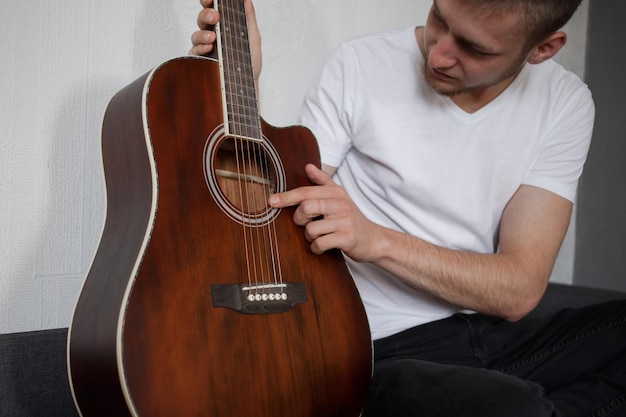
[0,284,623,416]
[0,328,78,417]
[528,283,626,318]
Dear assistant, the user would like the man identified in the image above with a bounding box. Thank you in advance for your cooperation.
[191,0,626,415]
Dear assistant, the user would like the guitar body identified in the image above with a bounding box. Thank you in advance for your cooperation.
[68,55,372,417]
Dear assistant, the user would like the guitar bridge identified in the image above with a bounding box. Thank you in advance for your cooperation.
[210,282,307,314]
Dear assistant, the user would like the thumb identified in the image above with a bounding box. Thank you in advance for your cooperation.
[305,163,334,186]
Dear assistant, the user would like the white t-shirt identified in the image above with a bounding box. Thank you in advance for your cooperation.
[299,26,595,340]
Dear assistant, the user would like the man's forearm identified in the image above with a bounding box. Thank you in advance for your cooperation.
[369,226,551,321]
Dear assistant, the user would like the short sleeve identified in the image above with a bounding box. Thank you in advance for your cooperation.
[298,44,357,168]
[523,85,595,202]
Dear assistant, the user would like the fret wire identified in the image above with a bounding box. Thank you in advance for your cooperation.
[228,117,262,126]
[226,109,258,120]
[225,111,257,120]
[223,20,248,32]
[225,84,255,93]
[227,102,259,110]
[229,123,262,130]
[223,74,255,85]
[225,88,257,98]
[227,108,261,118]
[224,66,253,75]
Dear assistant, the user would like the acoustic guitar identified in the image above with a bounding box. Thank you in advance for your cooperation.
[67,0,372,416]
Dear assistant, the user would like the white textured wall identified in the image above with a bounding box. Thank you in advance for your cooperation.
[0,0,204,333]
[550,0,589,284]
[0,0,588,333]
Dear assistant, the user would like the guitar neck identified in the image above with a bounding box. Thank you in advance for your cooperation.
[216,0,262,142]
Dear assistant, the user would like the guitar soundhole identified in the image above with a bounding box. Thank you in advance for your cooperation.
[214,137,276,213]
[204,125,286,226]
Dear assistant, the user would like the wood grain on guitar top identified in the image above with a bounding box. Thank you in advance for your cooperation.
[68,55,372,417]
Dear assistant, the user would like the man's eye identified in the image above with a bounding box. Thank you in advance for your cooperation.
[471,48,491,56]
[462,42,494,57]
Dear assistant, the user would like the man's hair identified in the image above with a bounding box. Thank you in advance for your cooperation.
[469,0,584,51]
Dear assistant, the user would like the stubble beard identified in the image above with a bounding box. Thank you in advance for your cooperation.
[423,56,528,98]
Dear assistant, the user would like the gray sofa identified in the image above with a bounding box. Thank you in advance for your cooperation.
[1,283,624,417]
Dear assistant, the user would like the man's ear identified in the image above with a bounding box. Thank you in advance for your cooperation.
[527,31,567,64]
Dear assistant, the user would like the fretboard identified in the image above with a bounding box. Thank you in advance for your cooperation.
[217,0,262,141]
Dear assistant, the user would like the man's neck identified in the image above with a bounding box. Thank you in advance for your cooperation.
[448,78,517,113]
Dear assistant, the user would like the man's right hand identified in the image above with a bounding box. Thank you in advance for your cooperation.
[190,0,262,82]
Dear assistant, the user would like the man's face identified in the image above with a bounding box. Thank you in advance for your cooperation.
[422,0,530,97]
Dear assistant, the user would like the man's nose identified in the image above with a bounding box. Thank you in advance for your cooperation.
[429,34,458,69]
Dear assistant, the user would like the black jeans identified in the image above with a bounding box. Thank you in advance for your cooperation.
[363,300,626,417]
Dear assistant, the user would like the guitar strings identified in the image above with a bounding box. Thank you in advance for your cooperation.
[222,0,284,300]
[239,0,285,297]
[237,0,285,297]
[221,0,254,295]
[231,0,264,298]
